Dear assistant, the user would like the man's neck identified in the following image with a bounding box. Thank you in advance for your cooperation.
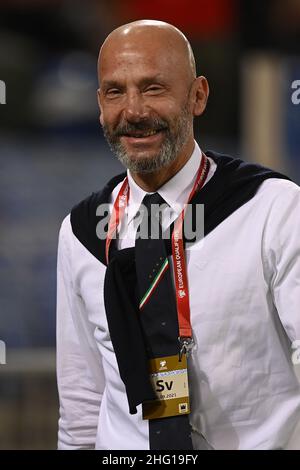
[129,140,195,192]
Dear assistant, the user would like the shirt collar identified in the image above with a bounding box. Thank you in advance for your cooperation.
[126,141,202,224]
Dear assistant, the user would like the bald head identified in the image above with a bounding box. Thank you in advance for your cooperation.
[98,20,196,85]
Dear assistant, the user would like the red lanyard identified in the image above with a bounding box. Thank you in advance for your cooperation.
[106,153,210,351]
[171,154,209,353]
[105,178,130,264]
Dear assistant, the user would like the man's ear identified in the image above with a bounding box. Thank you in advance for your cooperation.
[192,76,209,117]
[97,88,104,126]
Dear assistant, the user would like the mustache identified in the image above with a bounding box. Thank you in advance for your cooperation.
[113,118,169,137]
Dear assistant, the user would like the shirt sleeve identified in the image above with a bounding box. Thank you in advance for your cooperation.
[56,215,105,449]
[262,180,300,346]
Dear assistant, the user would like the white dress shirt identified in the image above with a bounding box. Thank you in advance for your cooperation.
[57,142,300,450]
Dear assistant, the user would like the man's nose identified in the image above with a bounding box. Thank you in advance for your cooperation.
[123,92,149,123]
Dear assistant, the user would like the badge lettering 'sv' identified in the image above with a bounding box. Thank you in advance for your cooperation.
[156,380,173,392]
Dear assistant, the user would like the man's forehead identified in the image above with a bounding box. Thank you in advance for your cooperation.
[99,46,174,81]
[100,40,172,67]
[100,73,169,90]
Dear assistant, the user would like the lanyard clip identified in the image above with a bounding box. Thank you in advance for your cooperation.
[179,337,194,361]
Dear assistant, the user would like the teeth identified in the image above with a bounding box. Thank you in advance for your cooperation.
[144,130,158,136]
[130,130,158,138]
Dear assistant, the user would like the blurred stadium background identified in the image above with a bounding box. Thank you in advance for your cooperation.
[0,0,299,449]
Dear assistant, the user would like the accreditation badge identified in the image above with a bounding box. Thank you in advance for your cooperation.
[142,354,190,420]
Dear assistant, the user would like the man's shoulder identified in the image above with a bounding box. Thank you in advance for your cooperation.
[205,149,297,202]
[256,177,300,216]
[259,177,300,193]
[257,177,300,202]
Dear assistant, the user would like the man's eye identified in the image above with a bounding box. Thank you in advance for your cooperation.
[145,86,163,93]
[106,89,121,97]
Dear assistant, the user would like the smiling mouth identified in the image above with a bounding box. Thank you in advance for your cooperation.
[122,129,165,138]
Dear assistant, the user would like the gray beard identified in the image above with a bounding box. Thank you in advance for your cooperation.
[103,108,192,174]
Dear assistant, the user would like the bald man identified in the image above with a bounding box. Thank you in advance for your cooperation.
[57,20,300,450]
[97,20,207,191]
